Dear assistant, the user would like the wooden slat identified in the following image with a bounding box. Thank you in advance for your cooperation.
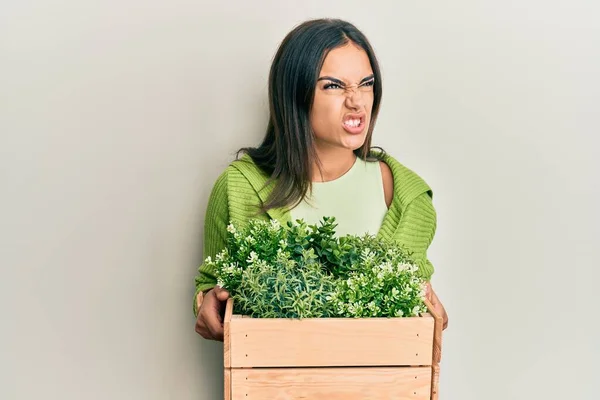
[223,298,234,368]
[431,364,440,400]
[424,298,443,400]
[224,368,231,400]
[229,315,434,368]
[423,299,443,364]
[231,367,431,400]
[225,298,234,322]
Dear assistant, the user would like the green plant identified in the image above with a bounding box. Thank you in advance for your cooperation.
[206,217,427,318]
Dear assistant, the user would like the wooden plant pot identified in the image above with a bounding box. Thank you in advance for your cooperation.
[223,298,443,399]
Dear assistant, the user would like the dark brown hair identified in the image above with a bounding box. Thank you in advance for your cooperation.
[238,18,385,212]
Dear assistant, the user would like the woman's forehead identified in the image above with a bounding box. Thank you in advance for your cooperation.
[319,43,374,82]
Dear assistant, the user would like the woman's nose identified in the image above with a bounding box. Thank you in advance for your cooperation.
[344,87,364,110]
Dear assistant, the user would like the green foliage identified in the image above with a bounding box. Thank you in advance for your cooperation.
[206,217,427,319]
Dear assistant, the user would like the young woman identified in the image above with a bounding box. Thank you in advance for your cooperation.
[194,18,448,341]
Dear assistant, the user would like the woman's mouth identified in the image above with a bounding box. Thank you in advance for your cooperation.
[342,114,366,134]
[342,114,365,135]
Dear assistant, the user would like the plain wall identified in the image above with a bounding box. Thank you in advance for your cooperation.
[2,1,598,399]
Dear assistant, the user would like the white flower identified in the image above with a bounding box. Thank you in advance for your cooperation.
[247,251,259,264]
[270,219,281,230]
[226,224,236,234]
[382,262,393,274]
[397,263,411,272]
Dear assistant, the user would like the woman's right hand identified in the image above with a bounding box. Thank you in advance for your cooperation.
[195,286,230,341]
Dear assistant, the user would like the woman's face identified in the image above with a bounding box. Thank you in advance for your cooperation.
[310,42,375,153]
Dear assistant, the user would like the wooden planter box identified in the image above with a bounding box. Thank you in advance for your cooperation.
[223,298,443,400]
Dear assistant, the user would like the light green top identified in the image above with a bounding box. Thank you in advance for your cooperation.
[193,152,437,316]
[290,157,388,237]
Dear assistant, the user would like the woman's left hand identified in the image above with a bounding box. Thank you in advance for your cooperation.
[425,282,449,330]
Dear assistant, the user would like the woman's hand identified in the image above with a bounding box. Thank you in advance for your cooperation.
[425,282,449,330]
[195,286,230,341]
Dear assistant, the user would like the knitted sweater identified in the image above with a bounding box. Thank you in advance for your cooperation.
[193,152,437,316]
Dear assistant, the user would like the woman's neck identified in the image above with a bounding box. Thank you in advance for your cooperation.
[311,147,357,182]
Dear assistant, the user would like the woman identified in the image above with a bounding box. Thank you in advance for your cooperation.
[194,18,448,341]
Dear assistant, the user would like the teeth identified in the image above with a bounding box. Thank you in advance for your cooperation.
[344,119,360,127]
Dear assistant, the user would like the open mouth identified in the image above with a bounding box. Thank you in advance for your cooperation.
[342,114,366,134]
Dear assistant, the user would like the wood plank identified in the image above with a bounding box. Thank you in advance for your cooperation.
[431,364,440,400]
[225,298,234,322]
[231,367,431,400]
[424,299,443,364]
[223,298,234,369]
[424,298,442,399]
[229,316,434,368]
[224,368,231,400]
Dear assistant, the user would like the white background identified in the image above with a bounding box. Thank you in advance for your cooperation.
[2,1,598,399]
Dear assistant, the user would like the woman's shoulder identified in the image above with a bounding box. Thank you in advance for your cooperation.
[209,154,270,200]
[373,150,434,204]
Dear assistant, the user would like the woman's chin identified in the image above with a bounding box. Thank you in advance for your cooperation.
[341,134,367,150]
[313,132,368,152]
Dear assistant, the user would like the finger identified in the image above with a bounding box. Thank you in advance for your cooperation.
[203,311,223,341]
[424,282,433,301]
[431,293,448,330]
[203,295,225,341]
[431,288,440,305]
[195,313,212,339]
[213,286,231,301]
[441,308,448,330]
[428,290,448,329]
[195,325,210,339]
[442,306,449,330]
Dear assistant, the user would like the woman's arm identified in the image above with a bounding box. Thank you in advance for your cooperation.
[396,192,437,280]
[380,160,436,280]
[401,193,448,330]
[193,170,230,317]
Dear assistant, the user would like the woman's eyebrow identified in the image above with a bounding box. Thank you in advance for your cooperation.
[317,74,375,86]
[317,76,346,86]
[359,74,375,84]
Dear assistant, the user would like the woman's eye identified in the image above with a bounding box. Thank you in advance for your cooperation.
[363,80,374,87]
[324,83,341,90]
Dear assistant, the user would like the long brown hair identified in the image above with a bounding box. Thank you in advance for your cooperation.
[238,18,385,212]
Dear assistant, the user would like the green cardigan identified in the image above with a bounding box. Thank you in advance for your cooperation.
[193,153,437,316]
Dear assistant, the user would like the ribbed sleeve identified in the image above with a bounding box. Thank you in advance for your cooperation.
[193,170,229,316]
[376,153,437,281]
[393,192,437,280]
[227,164,271,225]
